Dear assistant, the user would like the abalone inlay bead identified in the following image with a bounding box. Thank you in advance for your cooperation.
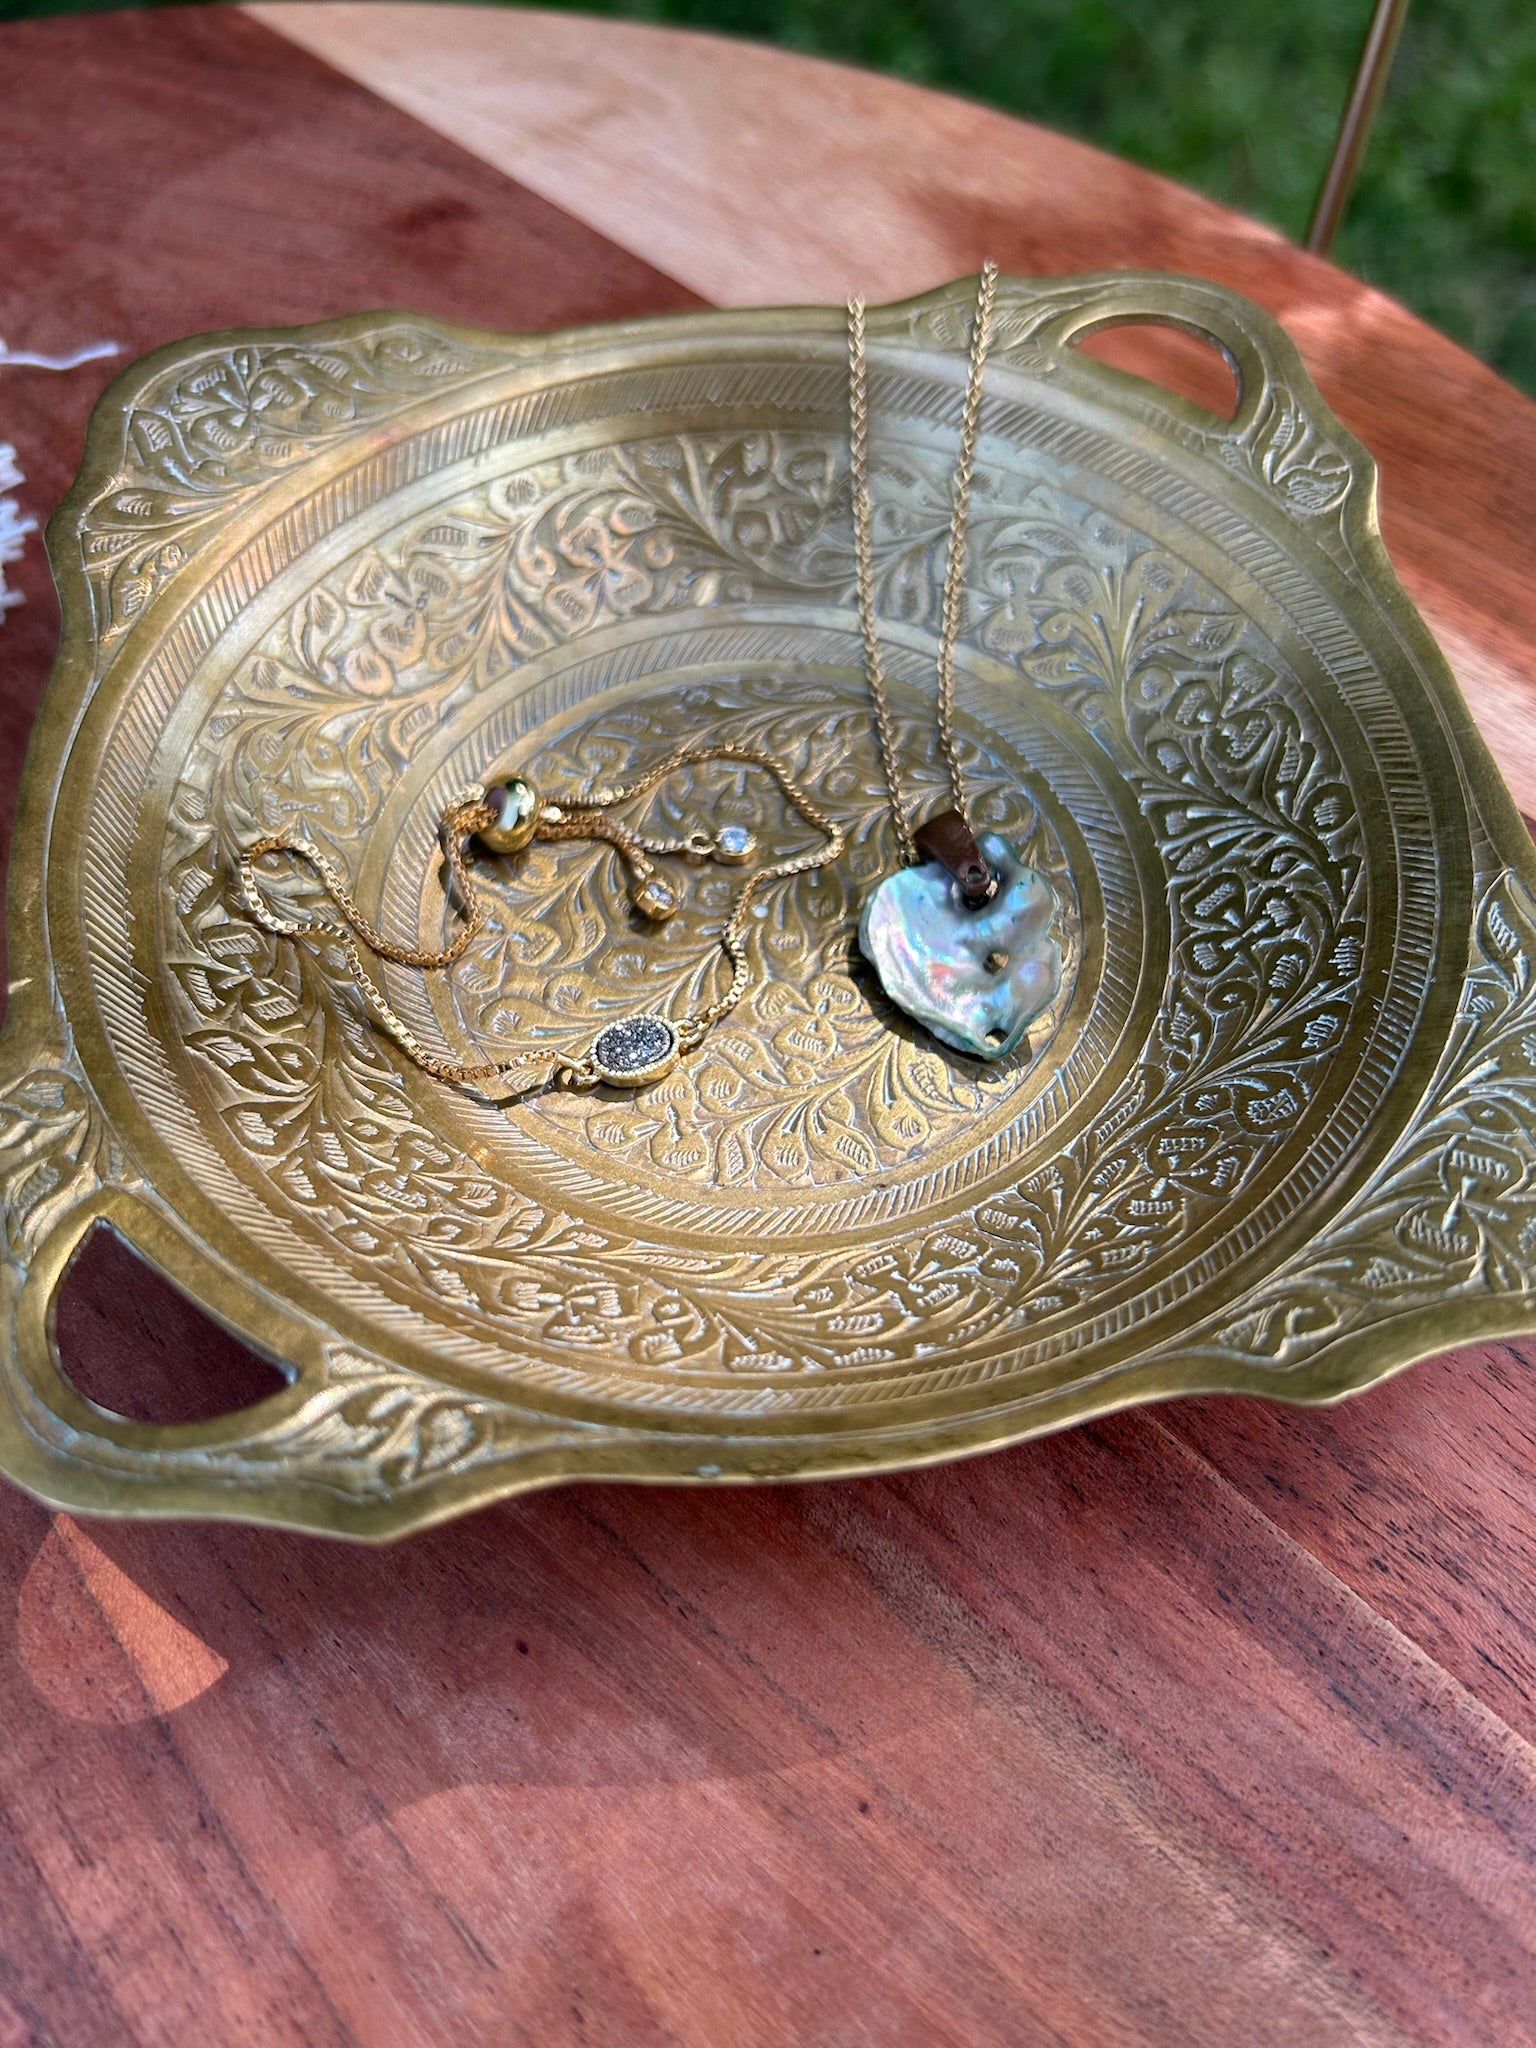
[477,776,541,855]
[859,833,1063,1061]
[589,1014,680,1087]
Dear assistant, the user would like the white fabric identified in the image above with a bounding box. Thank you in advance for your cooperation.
[0,444,34,620]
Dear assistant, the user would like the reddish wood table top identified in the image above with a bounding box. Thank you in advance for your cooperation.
[1,11,1534,2045]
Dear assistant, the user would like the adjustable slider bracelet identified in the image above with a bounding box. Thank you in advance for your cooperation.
[237,741,845,1094]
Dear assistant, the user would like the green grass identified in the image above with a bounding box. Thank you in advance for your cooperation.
[558,0,1536,393]
[10,0,1533,393]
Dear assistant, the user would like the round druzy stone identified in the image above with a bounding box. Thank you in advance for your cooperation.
[589,1014,680,1087]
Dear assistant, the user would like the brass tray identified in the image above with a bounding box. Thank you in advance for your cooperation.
[4,273,1535,1539]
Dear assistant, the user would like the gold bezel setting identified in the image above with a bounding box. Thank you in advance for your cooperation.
[588,1015,682,1088]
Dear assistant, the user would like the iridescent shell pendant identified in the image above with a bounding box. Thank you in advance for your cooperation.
[859,831,1063,1061]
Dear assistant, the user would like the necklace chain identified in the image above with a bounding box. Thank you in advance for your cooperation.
[239,741,844,1093]
[848,261,998,864]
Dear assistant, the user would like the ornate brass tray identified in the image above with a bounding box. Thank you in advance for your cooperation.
[3,274,1534,1539]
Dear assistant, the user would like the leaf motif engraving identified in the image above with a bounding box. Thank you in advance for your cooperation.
[80,327,500,642]
[1209,870,1536,1369]
[236,1347,571,1498]
[1246,383,1353,516]
[0,1063,121,1272]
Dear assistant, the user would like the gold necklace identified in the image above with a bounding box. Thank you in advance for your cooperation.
[239,741,843,1093]
[847,264,1065,1062]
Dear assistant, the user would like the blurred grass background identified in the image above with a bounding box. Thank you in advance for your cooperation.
[8,0,1534,393]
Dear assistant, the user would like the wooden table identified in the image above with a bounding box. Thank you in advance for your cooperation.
[2,10,1534,2044]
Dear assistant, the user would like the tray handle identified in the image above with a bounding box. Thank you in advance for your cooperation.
[998,272,1363,520]
[0,1035,581,1536]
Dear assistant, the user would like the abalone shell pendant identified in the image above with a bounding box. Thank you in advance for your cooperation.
[859,833,1063,1061]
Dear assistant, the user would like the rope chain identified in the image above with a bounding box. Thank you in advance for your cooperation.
[847,293,916,866]
[847,260,998,858]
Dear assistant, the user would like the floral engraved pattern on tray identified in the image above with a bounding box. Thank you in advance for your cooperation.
[199,436,850,847]
[155,429,1372,1374]
[81,326,500,641]
[1206,869,1536,1368]
[958,498,1365,1319]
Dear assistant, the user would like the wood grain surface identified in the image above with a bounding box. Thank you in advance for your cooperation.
[253,3,1536,823]
[1,11,1534,2046]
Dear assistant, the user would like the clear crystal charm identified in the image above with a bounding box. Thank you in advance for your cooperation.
[632,876,679,922]
[713,824,755,864]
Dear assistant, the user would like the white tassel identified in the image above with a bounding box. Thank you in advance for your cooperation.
[0,334,120,626]
[0,444,36,621]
